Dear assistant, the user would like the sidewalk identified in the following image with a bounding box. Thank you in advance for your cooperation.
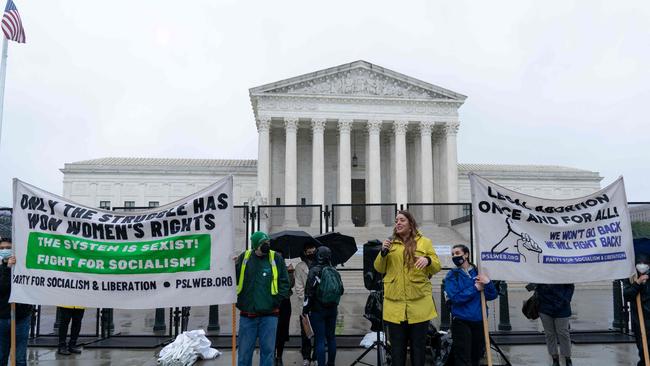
[24,342,640,365]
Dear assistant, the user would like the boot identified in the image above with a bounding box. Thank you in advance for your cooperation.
[565,357,573,366]
[57,344,71,355]
[552,355,560,366]
[68,342,82,354]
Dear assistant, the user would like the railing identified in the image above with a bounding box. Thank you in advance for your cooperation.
[3,199,648,347]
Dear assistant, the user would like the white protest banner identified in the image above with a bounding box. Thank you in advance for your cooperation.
[10,176,236,309]
[470,174,635,283]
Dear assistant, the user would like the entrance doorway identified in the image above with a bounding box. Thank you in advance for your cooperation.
[351,179,366,227]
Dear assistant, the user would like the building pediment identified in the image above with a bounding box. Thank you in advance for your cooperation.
[250,60,467,102]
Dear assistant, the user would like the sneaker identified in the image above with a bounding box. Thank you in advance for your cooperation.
[302,360,310,366]
[57,347,71,356]
[565,357,573,366]
[68,346,82,354]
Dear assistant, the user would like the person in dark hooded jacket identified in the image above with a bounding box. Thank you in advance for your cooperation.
[0,237,33,366]
[533,283,575,366]
[624,254,650,366]
[303,247,343,366]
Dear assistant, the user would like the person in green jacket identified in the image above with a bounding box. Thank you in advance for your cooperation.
[236,231,290,366]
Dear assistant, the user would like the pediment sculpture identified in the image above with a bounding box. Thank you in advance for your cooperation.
[267,69,451,100]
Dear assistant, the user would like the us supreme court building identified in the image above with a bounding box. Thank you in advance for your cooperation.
[61,61,602,242]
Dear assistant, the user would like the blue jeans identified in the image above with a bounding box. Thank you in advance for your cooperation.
[0,316,30,366]
[310,307,337,366]
[238,315,278,366]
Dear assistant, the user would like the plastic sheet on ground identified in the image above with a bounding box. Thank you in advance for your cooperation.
[360,331,385,348]
[158,329,221,366]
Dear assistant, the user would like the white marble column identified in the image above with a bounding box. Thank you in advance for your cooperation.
[337,119,353,226]
[257,116,271,232]
[393,120,408,208]
[284,117,299,227]
[367,119,383,225]
[311,119,326,205]
[438,129,449,225]
[420,121,435,223]
[432,129,443,224]
[256,116,271,202]
[445,122,460,209]
[311,118,326,228]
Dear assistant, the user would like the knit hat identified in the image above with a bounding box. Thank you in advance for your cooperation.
[250,231,270,250]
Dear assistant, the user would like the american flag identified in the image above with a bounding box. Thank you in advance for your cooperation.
[2,0,25,43]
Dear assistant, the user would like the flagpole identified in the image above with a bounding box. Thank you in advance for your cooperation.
[0,37,8,147]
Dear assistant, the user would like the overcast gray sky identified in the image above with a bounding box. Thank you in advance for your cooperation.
[0,0,648,206]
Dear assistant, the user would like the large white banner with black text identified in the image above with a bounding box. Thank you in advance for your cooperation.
[10,176,236,308]
[470,174,635,283]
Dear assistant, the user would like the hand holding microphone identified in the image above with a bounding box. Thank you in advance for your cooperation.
[381,236,393,257]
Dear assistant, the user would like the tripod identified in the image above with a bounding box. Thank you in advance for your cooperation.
[351,290,390,366]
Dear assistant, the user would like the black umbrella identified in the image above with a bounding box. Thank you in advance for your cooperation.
[314,232,357,266]
[269,230,322,259]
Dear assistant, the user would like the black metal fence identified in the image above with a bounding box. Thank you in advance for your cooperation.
[2,199,648,348]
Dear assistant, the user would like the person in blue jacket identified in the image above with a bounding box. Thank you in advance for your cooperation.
[533,283,575,366]
[444,244,498,366]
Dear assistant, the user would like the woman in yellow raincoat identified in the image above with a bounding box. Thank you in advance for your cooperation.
[374,210,441,366]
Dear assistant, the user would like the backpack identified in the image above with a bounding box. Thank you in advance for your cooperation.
[522,291,540,320]
[316,266,344,306]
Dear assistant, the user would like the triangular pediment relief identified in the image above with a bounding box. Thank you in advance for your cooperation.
[250,61,466,101]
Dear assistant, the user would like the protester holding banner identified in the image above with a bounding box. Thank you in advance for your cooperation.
[303,246,344,366]
[532,283,575,366]
[236,231,291,366]
[374,210,441,366]
[624,254,650,366]
[0,237,33,366]
[294,243,318,366]
[56,305,86,355]
[444,244,497,366]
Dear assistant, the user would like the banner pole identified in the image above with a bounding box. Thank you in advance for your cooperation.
[480,292,493,366]
[471,174,492,366]
[637,293,649,365]
[232,303,236,366]
[10,303,16,366]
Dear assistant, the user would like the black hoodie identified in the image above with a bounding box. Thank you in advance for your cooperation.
[0,263,34,320]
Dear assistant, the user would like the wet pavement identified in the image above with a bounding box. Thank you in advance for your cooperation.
[23,281,640,365]
[24,342,640,365]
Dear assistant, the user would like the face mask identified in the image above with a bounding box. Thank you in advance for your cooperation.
[0,249,12,260]
[637,263,649,274]
[452,255,465,267]
[259,242,270,254]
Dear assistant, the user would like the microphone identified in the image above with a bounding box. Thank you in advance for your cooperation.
[381,235,393,256]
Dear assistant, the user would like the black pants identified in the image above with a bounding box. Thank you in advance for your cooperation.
[301,318,313,360]
[275,298,292,358]
[386,320,428,366]
[451,318,485,366]
[58,307,85,347]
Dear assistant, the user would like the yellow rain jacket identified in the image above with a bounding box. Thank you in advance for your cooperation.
[374,232,441,324]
